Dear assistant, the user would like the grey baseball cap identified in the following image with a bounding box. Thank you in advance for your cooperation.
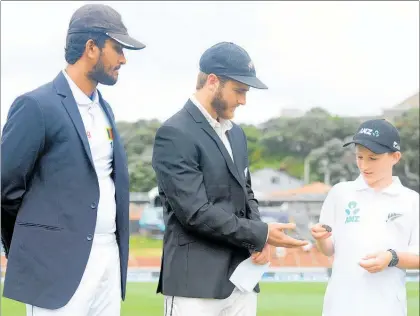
[67,4,145,50]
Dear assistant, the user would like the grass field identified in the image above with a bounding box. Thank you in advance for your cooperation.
[2,282,419,315]
[129,235,163,257]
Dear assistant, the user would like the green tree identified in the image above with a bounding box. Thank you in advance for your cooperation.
[129,161,157,192]
[115,107,419,193]
[394,108,419,191]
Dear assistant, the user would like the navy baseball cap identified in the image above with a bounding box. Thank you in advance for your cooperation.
[343,119,401,154]
[67,4,145,50]
[199,42,268,89]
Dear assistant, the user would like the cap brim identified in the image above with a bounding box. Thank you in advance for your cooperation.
[227,75,268,89]
[106,32,146,50]
[343,139,391,154]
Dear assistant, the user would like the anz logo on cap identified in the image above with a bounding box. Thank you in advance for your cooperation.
[358,128,380,137]
[248,61,254,71]
[393,141,400,150]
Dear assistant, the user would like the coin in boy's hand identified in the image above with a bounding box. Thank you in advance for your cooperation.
[322,224,332,233]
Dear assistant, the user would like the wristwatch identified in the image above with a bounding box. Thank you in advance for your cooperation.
[387,249,399,267]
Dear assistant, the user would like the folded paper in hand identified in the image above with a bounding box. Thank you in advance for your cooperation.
[229,257,270,292]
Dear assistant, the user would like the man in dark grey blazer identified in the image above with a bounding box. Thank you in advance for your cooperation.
[1,4,145,316]
[152,42,308,316]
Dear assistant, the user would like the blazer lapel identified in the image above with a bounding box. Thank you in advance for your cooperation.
[53,72,94,168]
[185,100,244,188]
[226,130,246,187]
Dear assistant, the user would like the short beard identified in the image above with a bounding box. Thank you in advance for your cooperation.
[211,87,228,120]
[87,52,117,86]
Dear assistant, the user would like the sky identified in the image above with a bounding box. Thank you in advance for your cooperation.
[1,1,419,126]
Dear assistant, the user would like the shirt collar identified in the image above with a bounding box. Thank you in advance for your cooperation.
[189,94,233,132]
[354,175,403,196]
[62,70,100,106]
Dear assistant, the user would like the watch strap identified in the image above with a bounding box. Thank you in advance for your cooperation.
[387,249,399,267]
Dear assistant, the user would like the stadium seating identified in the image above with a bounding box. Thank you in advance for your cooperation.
[2,247,333,271]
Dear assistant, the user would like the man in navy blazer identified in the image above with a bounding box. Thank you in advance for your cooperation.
[1,4,145,315]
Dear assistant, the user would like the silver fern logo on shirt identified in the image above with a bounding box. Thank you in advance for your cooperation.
[386,212,403,222]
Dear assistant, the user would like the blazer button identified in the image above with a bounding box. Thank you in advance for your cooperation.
[91,202,97,209]
[87,235,93,241]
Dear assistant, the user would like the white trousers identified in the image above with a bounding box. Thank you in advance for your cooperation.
[164,287,257,316]
[26,234,121,316]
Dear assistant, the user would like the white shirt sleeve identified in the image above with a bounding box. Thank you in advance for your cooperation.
[319,185,337,245]
[407,193,419,255]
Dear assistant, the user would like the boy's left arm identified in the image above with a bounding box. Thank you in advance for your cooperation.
[396,194,420,269]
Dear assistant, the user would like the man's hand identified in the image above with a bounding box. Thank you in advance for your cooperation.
[267,223,308,248]
[311,223,332,240]
[359,251,393,273]
[251,243,271,265]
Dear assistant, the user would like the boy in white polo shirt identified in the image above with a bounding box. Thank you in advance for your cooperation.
[311,119,419,316]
